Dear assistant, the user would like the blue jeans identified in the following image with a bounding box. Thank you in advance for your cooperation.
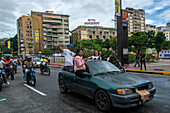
[24,69,29,79]
[1,70,6,82]
[134,59,140,67]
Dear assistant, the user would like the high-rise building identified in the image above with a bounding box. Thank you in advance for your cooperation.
[71,26,117,44]
[17,16,33,57]
[166,23,170,31]
[125,8,145,36]
[145,24,158,32]
[17,11,70,56]
[31,11,70,53]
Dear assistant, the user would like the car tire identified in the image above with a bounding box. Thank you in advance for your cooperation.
[59,79,68,94]
[95,90,112,112]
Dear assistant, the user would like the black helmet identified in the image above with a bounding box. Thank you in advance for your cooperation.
[27,54,32,59]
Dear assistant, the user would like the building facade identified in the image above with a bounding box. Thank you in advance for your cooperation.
[157,26,166,32]
[31,11,70,53]
[145,24,158,32]
[126,8,145,36]
[71,26,117,43]
[17,11,70,56]
[164,31,170,41]
[17,16,33,56]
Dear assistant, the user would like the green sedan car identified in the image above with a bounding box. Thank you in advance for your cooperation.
[58,60,156,112]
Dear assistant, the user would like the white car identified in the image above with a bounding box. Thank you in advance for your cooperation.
[33,59,41,68]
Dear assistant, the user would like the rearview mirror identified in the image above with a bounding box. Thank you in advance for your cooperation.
[82,72,91,77]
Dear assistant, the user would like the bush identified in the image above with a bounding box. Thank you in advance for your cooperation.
[129,54,136,64]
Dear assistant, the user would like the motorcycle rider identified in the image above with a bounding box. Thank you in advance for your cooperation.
[23,55,34,80]
[40,55,48,72]
[22,55,28,74]
[0,57,9,84]
[12,56,18,73]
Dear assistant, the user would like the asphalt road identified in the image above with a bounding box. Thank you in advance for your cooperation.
[0,66,170,113]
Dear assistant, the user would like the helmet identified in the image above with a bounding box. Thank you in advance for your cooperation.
[42,55,45,58]
[6,54,11,57]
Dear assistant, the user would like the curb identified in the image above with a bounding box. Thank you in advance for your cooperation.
[125,69,170,75]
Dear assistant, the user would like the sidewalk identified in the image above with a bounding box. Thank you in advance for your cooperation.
[48,59,170,75]
[125,59,170,75]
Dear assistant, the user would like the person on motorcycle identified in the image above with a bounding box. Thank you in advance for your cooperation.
[22,55,28,74]
[40,55,48,72]
[12,57,18,71]
[23,55,34,80]
[4,55,12,71]
[0,57,9,84]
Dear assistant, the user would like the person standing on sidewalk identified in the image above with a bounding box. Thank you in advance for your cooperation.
[140,51,147,70]
[134,51,140,67]
[57,44,76,72]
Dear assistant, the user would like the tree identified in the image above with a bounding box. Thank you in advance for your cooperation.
[154,32,166,53]
[41,49,52,56]
[146,30,156,48]
[128,32,149,52]
[162,41,170,50]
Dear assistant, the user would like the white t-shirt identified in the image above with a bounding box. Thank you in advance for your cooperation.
[91,56,101,60]
[12,59,17,64]
[63,49,76,66]
[0,60,5,69]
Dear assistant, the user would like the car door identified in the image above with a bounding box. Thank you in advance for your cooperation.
[62,71,76,90]
[73,75,94,97]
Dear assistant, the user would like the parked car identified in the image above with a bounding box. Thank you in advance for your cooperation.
[58,60,156,112]
[33,58,41,68]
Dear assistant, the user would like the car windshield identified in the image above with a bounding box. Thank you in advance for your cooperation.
[87,61,121,76]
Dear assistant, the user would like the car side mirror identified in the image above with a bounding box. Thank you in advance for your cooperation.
[82,72,91,77]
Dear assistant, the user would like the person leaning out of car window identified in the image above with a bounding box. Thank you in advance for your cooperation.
[89,51,101,60]
[74,49,88,78]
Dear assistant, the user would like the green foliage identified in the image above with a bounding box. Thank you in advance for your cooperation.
[146,30,156,48]
[128,32,149,52]
[155,32,166,53]
[128,54,136,64]
[162,41,170,50]
[41,49,52,56]
[128,46,136,53]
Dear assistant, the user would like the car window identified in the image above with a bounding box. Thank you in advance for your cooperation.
[87,61,120,75]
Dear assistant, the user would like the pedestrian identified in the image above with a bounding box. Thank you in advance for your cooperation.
[140,51,147,70]
[134,51,140,67]
[57,44,76,72]
[89,51,101,60]
[74,49,88,78]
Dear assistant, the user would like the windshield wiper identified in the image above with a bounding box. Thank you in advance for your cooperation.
[94,72,106,76]
[106,71,119,74]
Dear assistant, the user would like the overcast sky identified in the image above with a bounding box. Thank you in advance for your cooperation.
[0,0,170,38]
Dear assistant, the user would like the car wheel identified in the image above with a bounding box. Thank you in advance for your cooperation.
[95,90,112,112]
[59,79,68,94]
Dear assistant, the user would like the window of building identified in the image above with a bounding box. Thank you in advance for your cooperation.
[103,36,106,39]
[64,28,69,31]
[26,38,29,40]
[58,32,63,34]
[27,18,30,21]
[65,41,69,43]
[64,24,69,26]
[89,35,92,39]
[93,31,95,34]
[65,33,69,35]
[96,35,99,38]
[65,36,69,39]
[64,20,68,22]
[100,32,102,35]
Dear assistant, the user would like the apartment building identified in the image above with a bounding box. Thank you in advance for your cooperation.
[164,31,170,41]
[157,26,166,32]
[31,11,70,53]
[145,24,158,32]
[126,8,145,36]
[71,26,117,43]
[17,16,33,56]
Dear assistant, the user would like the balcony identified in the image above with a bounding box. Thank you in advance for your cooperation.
[43,20,62,23]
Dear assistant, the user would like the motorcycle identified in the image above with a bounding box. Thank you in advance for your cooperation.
[0,69,7,91]
[12,64,17,74]
[4,65,14,80]
[41,63,50,75]
[26,67,36,86]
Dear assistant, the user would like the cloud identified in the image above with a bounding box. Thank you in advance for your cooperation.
[145,19,154,24]
[159,9,170,21]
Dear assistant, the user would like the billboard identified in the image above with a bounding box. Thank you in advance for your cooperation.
[115,0,121,16]
[35,30,39,42]
[7,41,10,48]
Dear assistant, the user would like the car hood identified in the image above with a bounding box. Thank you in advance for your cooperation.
[96,72,150,88]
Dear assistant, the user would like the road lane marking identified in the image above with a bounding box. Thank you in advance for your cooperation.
[23,84,47,96]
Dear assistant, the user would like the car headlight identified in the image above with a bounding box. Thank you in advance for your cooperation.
[148,83,153,89]
[117,88,133,95]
